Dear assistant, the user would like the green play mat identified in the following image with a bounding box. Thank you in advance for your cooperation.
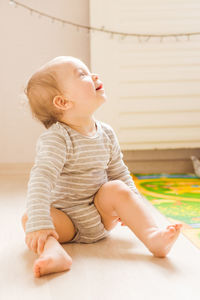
[132,174,200,249]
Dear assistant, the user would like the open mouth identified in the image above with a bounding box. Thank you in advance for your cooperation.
[96,84,103,90]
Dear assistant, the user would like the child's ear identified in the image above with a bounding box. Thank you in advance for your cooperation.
[53,95,72,111]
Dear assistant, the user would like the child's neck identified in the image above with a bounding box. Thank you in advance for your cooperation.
[61,116,97,136]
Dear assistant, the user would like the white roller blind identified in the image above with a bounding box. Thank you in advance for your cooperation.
[90,0,200,150]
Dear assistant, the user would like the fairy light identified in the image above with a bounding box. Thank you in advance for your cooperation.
[9,0,200,42]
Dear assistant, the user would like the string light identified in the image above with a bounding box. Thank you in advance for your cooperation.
[9,0,17,8]
[9,0,200,42]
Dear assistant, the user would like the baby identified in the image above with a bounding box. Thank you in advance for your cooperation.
[22,56,182,278]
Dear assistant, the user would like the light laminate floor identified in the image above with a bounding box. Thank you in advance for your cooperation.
[0,173,199,300]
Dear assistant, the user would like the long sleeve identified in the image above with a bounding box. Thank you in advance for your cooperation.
[107,128,141,197]
[25,129,67,233]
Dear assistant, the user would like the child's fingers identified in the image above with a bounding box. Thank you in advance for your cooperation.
[51,230,59,240]
[37,236,46,255]
[25,235,30,247]
[36,231,58,254]
[25,235,33,251]
[31,238,38,253]
[25,229,59,254]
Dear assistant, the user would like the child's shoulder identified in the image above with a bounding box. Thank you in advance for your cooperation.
[98,120,117,140]
[98,120,115,134]
[38,122,70,143]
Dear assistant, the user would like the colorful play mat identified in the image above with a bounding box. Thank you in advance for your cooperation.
[131,173,200,249]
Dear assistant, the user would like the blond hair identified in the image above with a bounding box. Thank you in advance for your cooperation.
[25,70,63,129]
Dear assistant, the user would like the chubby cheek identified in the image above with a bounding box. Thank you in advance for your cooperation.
[80,82,96,99]
[69,79,96,103]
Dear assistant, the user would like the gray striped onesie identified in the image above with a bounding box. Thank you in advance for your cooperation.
[26,120,140,243]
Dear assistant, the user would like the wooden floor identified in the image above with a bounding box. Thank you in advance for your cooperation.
[0,172,199,300]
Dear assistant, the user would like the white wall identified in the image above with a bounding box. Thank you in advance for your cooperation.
[91,0,200,150]
[0,0,90,163]
[2,0,200,165]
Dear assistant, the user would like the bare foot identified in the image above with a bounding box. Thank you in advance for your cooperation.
[147,224,182,258]
[33,236,72,278]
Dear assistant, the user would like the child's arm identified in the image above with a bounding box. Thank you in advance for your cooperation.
[107,127,141,196]
[26,127,67,236]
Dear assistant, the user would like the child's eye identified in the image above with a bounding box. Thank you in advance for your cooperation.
[80,72,90,78]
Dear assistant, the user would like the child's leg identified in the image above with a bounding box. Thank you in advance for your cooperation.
[21,207,75,277]
[94,180,182,257]
[33,235,72,278]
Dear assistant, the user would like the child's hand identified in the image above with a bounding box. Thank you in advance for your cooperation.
[25,229,59,255]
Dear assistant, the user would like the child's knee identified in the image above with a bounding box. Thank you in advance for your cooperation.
[106,180,131,197]
[94,180,131,214]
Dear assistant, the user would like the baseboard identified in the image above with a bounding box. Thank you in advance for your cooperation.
[1,148,199,175]
[122,148,200,173]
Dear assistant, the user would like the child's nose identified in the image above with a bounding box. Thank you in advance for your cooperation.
[92,74,99,81]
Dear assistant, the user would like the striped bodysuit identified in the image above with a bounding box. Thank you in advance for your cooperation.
[26,120,140,243]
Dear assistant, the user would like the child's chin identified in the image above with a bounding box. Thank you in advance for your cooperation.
[100,93,107,101]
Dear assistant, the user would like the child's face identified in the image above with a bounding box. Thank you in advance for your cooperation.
[51,57,107,116]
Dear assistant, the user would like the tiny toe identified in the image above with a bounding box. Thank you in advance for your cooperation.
[167,225,176,232]
[167,224,173,229]
[33,258,45,278]
[33,265,41,278]
[167,224,182,232]
[175,224,182,230]
[35,271,40,278]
